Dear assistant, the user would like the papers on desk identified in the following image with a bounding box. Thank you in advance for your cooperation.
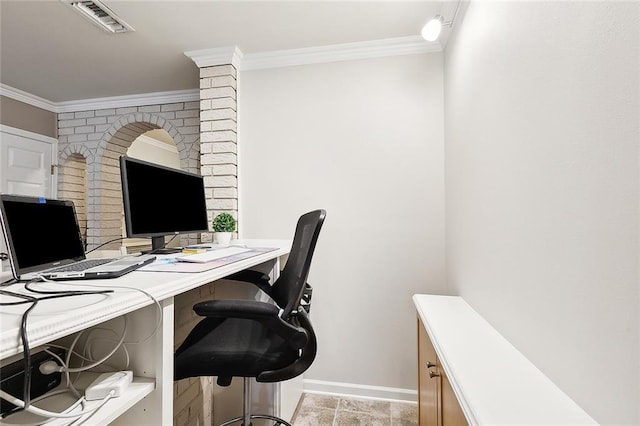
[139,246,279,273]
[175,246,252,263]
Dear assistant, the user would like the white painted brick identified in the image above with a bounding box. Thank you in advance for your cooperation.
[75,111,95,119]
[58,112,74,120]
[183,118,199,126]
[176,110,199,119]
[139,105,161,113]
[67,134,88,142]
[182,132,200,145]
[59,119,87,128]
[161,103,184,112]
[200,65,236,78]
[213,187,237,199]
[58,127,74,136]
[200,99,211,110]
[200,87,235,100]
[206,175,237,187]
[200,78,211,89]
[208,119,237,132]
[184,101,199,110]
[208,198,237,210]
[75,125,94,134]
[209,97,236,110]
[201,152,236,165]
[200,130,237,143]
[180,125,200,135]
[210,75,236,89]
[116,107,137,115]
[95,108,116,116]
[107,116,119,124]
[87,117,107,125]
[200,108,235,121]
[211,164,237,175]
[158,111,175,120]
[208,142,237,154]
[95,124,110,132]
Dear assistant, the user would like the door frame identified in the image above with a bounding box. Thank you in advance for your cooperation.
[0,124,58,197]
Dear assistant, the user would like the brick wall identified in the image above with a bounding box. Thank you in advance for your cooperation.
[199,65,238,242]
[56,66,239,426]
[57,103,200,250]
[173,281,218,426]
[58,152,89,244]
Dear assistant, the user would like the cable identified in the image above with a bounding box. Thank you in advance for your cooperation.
[0,277,18,287]
[0,389,114,420]
[37,280,163,345]
[0,284,114,414]
[0,278,161,421]
[84,237,126,255]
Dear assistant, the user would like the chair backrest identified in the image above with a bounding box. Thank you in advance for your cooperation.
[269,209,326,319]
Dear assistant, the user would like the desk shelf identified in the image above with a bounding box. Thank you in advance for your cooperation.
[1,376,155,425]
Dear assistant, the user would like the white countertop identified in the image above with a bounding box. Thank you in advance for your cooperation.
[413,294,598,425]
[1,239,291,360]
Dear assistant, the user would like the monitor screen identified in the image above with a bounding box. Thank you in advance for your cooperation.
[120,156,208,251]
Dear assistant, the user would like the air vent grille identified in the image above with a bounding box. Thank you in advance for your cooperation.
[63,0,134,34]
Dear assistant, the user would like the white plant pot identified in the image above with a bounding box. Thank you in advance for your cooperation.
[214,232,232,247]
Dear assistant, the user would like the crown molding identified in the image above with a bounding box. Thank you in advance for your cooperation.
[54,89,199,113]
[0,84,58,112]
[184,46,244,69]
[183,37,440,71]
[240,36,441,71]
[1,84,199,114]
[3,36,440,114]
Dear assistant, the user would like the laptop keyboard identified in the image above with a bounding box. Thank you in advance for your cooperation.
[46,258,115,273]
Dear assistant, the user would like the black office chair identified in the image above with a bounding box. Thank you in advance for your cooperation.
[174,209,326,426]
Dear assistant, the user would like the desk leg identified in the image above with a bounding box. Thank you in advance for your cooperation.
[111,297,174,425]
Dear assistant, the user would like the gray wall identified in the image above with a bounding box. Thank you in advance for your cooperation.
[0,96,57,137]
[238,53,446,393]
[444,2,639,423]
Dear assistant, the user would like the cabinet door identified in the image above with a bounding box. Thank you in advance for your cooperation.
[441,372,467,426]
[418,318,440,426]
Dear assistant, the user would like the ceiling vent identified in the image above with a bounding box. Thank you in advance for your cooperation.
[62,0,135,34]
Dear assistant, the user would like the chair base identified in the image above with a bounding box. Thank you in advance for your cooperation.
[219,413,293,426]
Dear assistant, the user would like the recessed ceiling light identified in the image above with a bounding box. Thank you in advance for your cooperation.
[62,0,135,34]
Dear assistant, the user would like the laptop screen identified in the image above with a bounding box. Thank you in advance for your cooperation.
[0,195,85,275]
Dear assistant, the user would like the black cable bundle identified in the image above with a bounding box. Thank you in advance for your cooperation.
[0,281,113,415]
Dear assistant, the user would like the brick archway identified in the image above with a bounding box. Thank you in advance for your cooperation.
[86,113,197,249]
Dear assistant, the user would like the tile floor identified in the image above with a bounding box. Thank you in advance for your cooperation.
[291,393,417,426]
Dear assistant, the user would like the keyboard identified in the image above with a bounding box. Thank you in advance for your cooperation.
[46,258,115,273]
[175,247,251,263]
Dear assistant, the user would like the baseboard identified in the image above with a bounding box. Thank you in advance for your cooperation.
[303,379,417,404]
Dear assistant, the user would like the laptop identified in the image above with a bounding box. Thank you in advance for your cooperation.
[0,194,155,281]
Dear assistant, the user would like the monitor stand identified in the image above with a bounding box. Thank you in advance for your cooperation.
[143,236,182,255]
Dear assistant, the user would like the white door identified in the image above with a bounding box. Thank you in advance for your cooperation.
[0,124,57,277]
[0,125,57,197]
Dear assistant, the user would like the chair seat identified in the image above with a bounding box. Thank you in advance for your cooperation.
[174,317,299,382]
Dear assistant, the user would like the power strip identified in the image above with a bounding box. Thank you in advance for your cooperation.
[0,347,66,415]
[85,371,132,400]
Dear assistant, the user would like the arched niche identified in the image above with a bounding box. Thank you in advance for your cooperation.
[87,113,199,251]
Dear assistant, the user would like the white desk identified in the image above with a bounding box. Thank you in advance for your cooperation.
[413,294,597,425]
[0,239,292,425]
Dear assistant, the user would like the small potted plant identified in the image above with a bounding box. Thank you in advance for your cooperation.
[212,212,236,246]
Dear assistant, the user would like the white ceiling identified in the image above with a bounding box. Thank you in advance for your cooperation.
[0,1,447,104]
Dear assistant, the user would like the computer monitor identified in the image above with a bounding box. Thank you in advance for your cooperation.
[119,156,209,253]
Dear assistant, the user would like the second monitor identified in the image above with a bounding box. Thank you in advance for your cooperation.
[120,156,209,253]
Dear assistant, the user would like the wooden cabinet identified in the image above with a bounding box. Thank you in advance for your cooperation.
[417,318,467,426]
